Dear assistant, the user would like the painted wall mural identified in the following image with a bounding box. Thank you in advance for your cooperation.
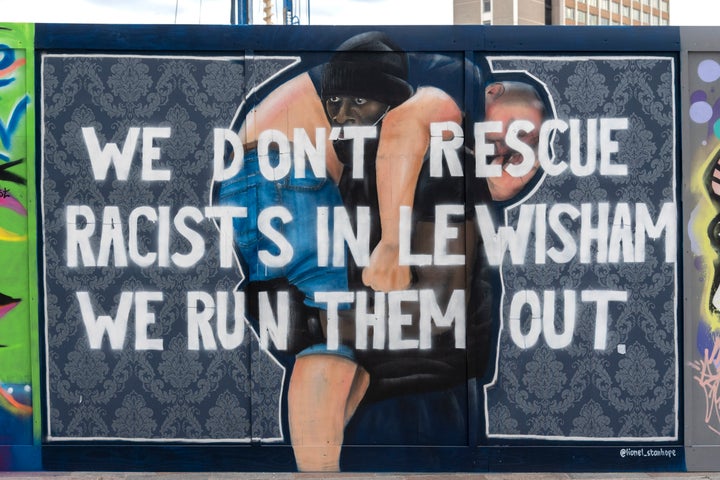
[3,22,719,473]
[36,27,680,472]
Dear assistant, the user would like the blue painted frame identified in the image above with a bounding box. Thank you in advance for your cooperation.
[29,23,684,473]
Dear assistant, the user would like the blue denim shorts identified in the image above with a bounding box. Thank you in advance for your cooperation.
[216,148,348,309]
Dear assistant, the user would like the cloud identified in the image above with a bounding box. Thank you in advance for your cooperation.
[670,0,720,25]
[1,0,718,26]
[310,0,452,25]
[1,0,230,24]
[1,0,452,25]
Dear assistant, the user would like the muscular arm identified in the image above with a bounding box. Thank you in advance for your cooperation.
[362,86,462,292]
[240,72,343,182]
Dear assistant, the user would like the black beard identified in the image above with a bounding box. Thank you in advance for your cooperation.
[334,134,380,215]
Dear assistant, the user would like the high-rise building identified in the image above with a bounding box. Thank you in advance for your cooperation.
[453,0,670,25]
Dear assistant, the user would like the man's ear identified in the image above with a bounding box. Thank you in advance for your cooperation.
[485,82,505,103]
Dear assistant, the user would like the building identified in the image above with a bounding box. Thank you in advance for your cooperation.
[453,0,669,25]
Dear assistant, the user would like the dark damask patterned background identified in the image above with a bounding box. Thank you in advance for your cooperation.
[484,57,677,440]
[41,53,678,443]
[42,55,295,441]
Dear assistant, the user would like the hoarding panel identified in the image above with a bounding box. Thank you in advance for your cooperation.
[0,24,689,473]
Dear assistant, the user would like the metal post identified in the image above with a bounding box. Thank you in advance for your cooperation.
[234,0,250,24]
[284,0,293,24]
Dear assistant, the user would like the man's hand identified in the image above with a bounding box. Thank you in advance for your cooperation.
[368,87,460,292]
[362,241,411,292]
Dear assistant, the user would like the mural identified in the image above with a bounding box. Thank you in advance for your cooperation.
[2,22,717,473]
[38,28,679,472]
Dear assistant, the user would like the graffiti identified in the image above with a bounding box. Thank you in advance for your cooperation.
[0,383,31,417]
[691,60,720,142]
[690,59,720,345]
[0,46,28,164]
[686,54,720,446]
[0,96,29,162]
[0,24,33,455]
[690,336,720,435]
[0,179,26,241]
[0,190,24,214]
[0,293,20,320]
[0,159,26,184]
[0,45,25,88]
[690,148,720,332]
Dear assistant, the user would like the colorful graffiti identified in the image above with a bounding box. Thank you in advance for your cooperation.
[0,23,33,451]
[690,336,720,435]
[687,54,720,443]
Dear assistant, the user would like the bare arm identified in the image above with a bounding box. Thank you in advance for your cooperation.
[362,86,462,292]
[240,72,343,183]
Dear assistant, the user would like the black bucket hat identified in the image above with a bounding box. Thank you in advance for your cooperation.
[321,31,414,108]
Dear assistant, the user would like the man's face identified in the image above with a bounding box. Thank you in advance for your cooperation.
[324,95,389,127]
[485,101,543,202]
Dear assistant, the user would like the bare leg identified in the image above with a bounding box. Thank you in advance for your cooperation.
[288,354,369,471]
[344,366,370,425]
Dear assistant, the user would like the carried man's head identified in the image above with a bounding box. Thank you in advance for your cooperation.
[484,81,547,201]
[321,32,413,127]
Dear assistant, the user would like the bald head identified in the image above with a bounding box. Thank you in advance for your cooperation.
[484,81,546,201]
[486,81,545,115]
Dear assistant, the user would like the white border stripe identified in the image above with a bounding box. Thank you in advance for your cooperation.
[40,53,298,444]
[483,55,678,442]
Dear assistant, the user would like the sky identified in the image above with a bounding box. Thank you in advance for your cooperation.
[0,0,716,26]
[0,0,452,25]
